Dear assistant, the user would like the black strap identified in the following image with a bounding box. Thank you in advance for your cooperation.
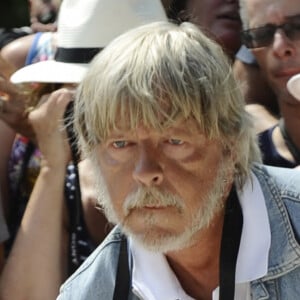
[278,118,300,164]
[113,236,131,300]
[219,185,243,300]
[55,47,102,64]
[64,101,83,274]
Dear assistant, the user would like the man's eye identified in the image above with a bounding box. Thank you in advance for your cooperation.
[112,141,128,148]
[168,138,184,145]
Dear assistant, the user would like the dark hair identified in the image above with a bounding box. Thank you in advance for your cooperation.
[166,0,188,22]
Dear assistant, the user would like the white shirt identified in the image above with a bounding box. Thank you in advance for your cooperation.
[130,172,271,300]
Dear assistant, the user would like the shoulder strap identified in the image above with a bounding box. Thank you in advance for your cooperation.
[219,185,243,300]
[64,102,83,274]
[113,235,130,300]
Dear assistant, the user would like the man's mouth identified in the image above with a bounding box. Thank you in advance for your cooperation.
[143,205,170,210]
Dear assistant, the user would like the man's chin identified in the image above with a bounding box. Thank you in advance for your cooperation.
[122,224,195,253]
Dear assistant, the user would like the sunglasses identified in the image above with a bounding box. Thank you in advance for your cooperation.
[241,14,300,49]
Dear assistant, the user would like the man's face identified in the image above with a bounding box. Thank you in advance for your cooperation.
[246,0,300,102]
[185,0,241,57]
[93,118,234,253]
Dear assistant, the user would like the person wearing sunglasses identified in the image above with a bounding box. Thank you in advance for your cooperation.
[239,0,300,169]
[241,14,300,50]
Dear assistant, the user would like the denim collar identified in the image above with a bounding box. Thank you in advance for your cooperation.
[252,164,300,280]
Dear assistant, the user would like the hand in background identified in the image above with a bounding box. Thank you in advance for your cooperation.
[28,88,74,168]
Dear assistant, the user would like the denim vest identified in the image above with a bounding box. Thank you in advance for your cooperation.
[57,164,300,300]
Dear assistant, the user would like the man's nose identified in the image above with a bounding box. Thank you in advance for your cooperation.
[272,29,296,59]
[133,146,163,187]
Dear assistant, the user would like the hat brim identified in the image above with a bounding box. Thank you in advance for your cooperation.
[10,60,89,84]
[287,73,300,101]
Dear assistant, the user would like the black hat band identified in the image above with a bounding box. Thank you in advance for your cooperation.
[55,47,103,64]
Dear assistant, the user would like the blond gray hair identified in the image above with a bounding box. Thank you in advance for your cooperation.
[74,21,261,187]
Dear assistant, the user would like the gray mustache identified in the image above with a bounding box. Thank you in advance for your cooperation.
[124,187,184,213]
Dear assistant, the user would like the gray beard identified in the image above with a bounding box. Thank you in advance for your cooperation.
[92,153,231,253]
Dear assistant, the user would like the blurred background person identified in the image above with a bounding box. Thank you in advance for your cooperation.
[239,0,300,168]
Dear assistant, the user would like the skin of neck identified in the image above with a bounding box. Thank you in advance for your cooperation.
[164,181,234,300]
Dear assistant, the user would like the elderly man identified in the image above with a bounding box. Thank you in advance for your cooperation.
[239,0,300,168]
[57,21,300,300]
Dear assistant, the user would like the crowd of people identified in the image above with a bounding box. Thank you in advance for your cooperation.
[0,0,300,299]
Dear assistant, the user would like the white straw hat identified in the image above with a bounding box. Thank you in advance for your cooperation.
[287,74,300,101]
[10,0,167,84]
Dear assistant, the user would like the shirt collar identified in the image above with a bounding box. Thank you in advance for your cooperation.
[235,171,271,282]
[130,240,194,300]
[130,172,271,299]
